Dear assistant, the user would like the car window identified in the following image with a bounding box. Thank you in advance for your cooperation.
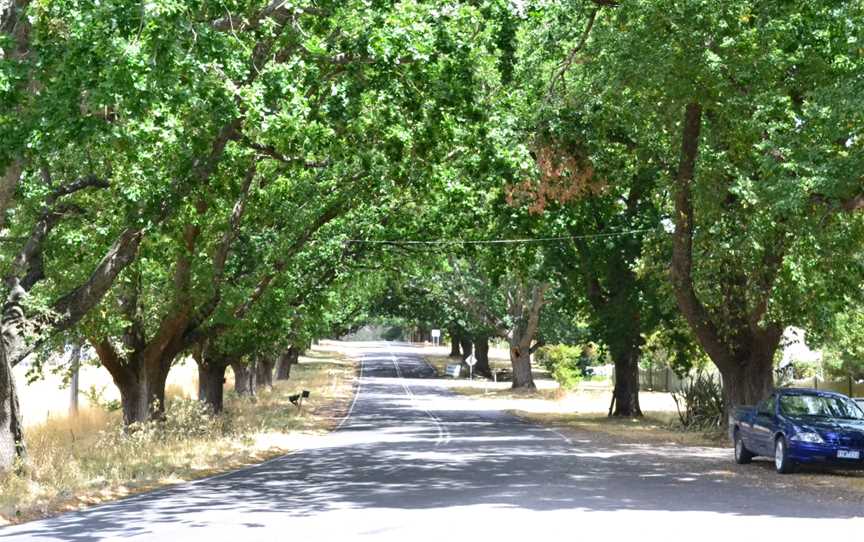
[757,396,775,416]
[779,395,864,420]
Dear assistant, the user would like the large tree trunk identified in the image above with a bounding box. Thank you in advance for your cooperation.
[609,346,642,417]
[231,361,256,396]
[473,335,492,378]
[669,102,781,415]
[93,339,174,425]
[118,378,149,425]
[197,361,228,413]
[510,343,535,389]
[104,357,171,424]
[146,359,170,420]
[460,337,473,359]
[448,326,462,358]
[256,356,275,391]
[275,347,299,380]
[0,348,25,470]
[504,283,548,390]
[718,336,780,409]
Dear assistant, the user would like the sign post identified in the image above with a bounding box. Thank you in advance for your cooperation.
[431,329,441,346]
[465,353,476,380]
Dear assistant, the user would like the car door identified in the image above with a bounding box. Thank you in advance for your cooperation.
[752,395,777,455]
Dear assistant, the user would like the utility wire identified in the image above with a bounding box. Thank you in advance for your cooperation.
[344,228,659,246]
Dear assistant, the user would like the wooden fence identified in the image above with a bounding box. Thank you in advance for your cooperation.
[638,365,696,393]
[638,367,864,398]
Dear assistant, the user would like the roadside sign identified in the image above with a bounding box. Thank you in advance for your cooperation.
[465,354,476,380]
[445,364,461,378]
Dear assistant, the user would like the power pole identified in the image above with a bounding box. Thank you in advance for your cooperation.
[69,342,81,416]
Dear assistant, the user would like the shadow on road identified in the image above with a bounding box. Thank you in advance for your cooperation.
[4,343,861,540]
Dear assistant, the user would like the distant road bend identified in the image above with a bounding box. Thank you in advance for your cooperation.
[3,342,863,541]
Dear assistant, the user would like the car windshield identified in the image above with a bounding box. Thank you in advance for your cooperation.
[779,394,864,420]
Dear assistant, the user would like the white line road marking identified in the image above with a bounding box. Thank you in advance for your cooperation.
[389,347,450,445]
[334,356,364,432]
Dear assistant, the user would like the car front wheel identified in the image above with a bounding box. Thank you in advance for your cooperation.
[734,430,754,464]
[774,436,795,474]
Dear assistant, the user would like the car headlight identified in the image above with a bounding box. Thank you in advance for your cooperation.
[791,431,825,444]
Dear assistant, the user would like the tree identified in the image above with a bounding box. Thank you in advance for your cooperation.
[516,0,864,409]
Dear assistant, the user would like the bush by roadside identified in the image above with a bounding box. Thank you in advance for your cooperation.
[534,345,585,390]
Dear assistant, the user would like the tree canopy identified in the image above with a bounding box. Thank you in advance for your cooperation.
[1,0,863,471]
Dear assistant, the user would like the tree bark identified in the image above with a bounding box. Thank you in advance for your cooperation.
[197,360,228,413]
[275,347,299,380]
[505,283,548,389]
[510,343,535,389]
[448,326,462,358]
[92,338,173,424]
[473,335,492,378]
[231,361,256,396]
[459,336,473,358]
[256,356,275,391]
[609,345,642,417]
[0,347,24,469]
[718,333,781,408]
[118,379,149,425]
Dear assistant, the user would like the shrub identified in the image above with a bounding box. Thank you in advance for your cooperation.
[95,398,222,451]
[535,344,583,390]
[81,385,121,412]
[672,372,725,429]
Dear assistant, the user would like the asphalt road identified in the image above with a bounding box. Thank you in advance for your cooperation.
[4,342,863,541]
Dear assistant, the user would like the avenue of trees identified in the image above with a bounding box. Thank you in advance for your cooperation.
[1,0,862,471]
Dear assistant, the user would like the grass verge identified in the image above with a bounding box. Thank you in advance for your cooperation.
[510,411,728,448]
[0,349,357,524]
[424,352,723,448]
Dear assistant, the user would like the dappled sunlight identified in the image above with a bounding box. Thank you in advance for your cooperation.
[5,343,863,540]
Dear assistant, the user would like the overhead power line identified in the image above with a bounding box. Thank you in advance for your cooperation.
[344,228,658,246]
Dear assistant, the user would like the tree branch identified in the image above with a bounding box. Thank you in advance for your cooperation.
[547,8,599,98]
[669,102,734,370]
[50,227,145,332]
[243,139,330,168]
[210,2,327,33]
[188,163,258,330]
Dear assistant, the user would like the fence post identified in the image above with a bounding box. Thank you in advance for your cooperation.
[665,367,671,392]
[849,376,854,398]
[814,376,818,390]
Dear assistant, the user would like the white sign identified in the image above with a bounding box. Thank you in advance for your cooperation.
[431,329,441,338]
[445,364,461,378]
[464,353,476,367]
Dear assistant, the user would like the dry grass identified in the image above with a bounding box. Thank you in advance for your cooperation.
[426,353,723,448]
[512,411,729,448]
[0,348,357,524]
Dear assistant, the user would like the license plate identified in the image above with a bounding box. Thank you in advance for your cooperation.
[838,450,860,459]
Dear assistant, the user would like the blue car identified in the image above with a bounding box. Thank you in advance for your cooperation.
[731,388,864,473]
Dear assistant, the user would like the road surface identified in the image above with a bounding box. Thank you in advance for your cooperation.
[3,342,863,540]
